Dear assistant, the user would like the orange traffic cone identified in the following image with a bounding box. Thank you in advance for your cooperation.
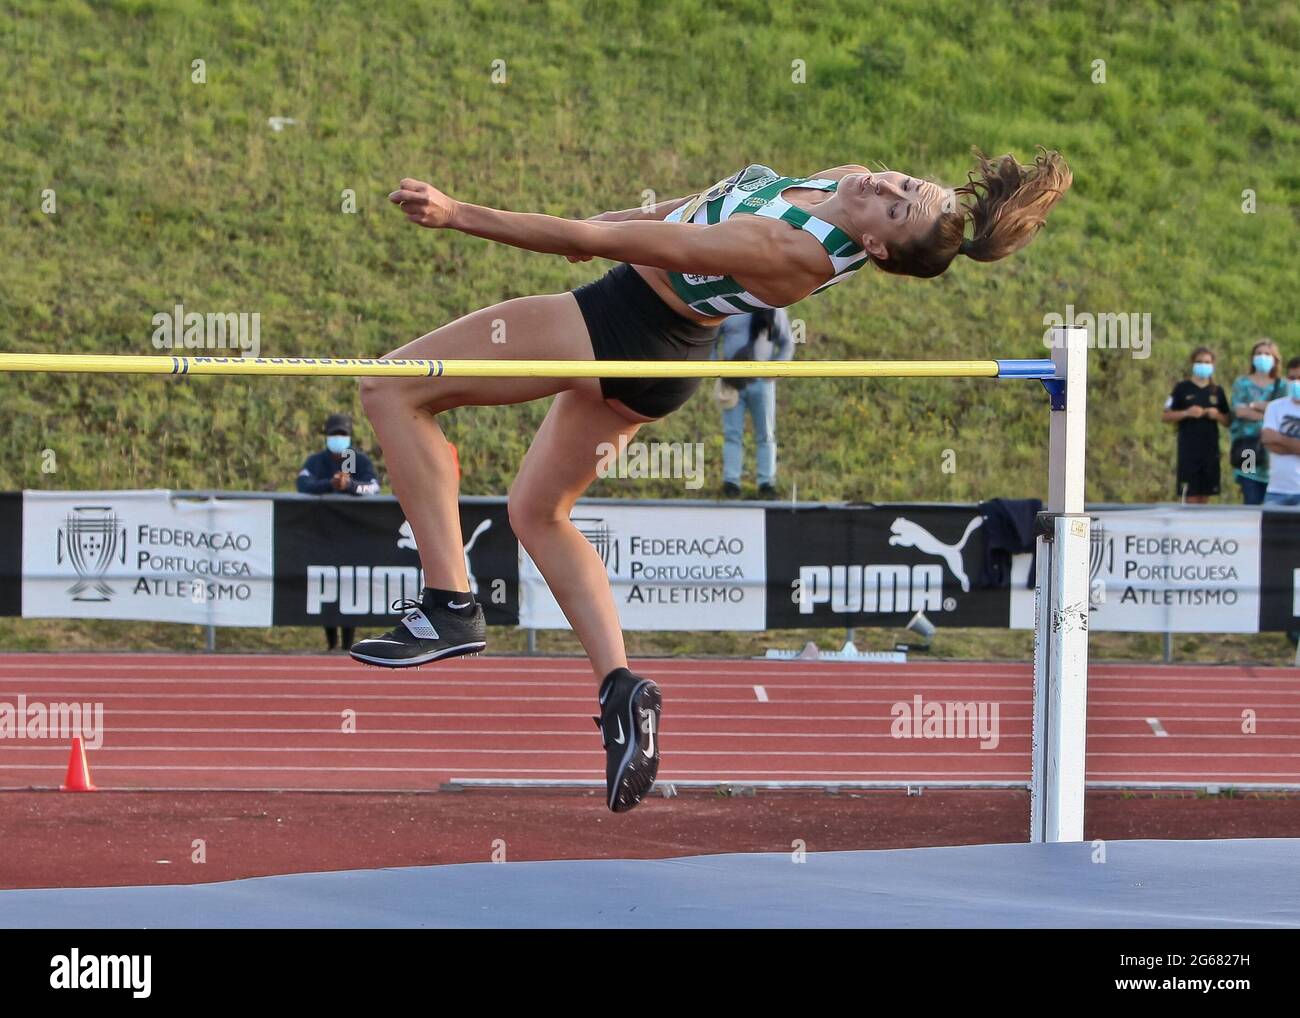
[60,737,97,792]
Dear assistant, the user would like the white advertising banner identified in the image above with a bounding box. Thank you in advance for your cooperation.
[519,505,766,630]
[22,490,274,627]
[1088,508,1260,632]
[1010,507,1262,633]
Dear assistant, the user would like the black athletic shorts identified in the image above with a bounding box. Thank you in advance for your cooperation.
[1177,455,1220,498]
[571,262,720,418]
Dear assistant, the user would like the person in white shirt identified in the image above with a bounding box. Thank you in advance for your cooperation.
[1260,355,1300,506]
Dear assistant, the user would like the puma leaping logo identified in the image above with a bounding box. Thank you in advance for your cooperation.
[398,518,492,597]
[460,519,491,597]
[887,516,983,593]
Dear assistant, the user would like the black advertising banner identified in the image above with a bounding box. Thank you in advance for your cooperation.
[272,497,518,627]
[0,492,20,616]
[765,505,1011,629]
[1257,510,1300,631]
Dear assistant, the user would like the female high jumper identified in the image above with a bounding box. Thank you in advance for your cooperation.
[350,151,1072,812]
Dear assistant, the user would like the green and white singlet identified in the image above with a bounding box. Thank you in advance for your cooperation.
[663,163,869,317]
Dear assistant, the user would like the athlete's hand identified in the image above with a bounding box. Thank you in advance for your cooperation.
[1186,405,1205,418]
[389,178,459,229]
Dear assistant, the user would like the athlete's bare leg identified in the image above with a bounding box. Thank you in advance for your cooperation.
[509,390,644,679]
[359,292,600,591]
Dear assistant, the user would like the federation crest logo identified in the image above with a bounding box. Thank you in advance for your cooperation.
[56,507,127,601]
[1089,520,1112,609]
[573,516,619,573]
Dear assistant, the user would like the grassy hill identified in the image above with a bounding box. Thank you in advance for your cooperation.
[1,0,1298,654]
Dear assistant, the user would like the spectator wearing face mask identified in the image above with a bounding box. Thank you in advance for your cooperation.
[297,412,380,650]
[1229,339,1285,505]
[1261,357,1300,507]
[297,412,380,496]
[1161,347,1229,504]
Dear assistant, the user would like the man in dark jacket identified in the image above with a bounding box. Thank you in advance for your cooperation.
[297,412,380,649]
[297,412,380,496]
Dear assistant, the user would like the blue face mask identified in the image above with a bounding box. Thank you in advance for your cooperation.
[326,435,351,454]
[1191,362,1214,379]
[1290,380,1300,401]
[1253,354,1275,374]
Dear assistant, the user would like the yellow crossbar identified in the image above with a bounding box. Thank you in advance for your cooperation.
[0,354,1005,379]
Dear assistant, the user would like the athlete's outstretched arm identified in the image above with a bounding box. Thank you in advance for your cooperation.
[388,178,786,277]
[565,197,695,262]
[592,196,694,223]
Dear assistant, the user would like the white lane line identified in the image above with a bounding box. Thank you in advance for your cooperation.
[0,766,1292,780]
[18,728,1286,740]
[11,706,1293,723]
[0,705,1289,725]
[0,658,1291,682]
[0,766,1032,777]
[1147,717,1169,737]
[9,678,1298,704]
[0,676,1042,690]
[0,745,1034,757]
[8,693,1300,716]
[4,748,1280,760]
[753,685,769,702]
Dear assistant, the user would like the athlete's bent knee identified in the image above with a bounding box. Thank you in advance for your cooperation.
[358,374,396,417]
[507,487,562,548]
[506,491,538,546]
[360,371,455,419]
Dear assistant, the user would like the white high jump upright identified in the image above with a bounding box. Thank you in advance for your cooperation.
[1030,326,1090,842]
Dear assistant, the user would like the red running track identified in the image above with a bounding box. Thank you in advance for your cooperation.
[0,653,1297,791]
